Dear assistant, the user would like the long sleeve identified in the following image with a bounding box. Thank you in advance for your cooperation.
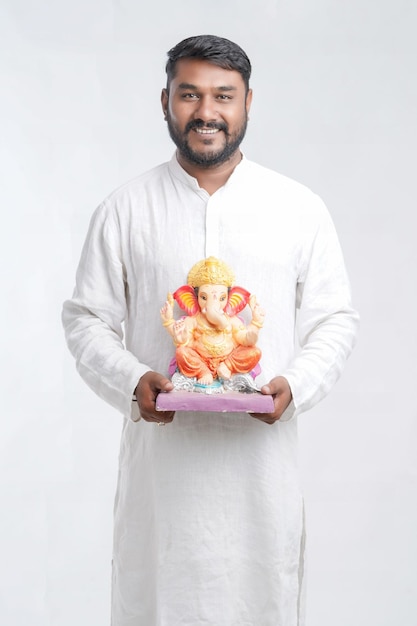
[281,198,360,419]
[62,202,149,418]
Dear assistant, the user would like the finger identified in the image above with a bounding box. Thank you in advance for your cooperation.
[140,394,175,421]
[142,410,175,424]
[149,410,175,424]
[249,412,278,425]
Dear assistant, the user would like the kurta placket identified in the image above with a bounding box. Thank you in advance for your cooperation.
[204,189,223,258]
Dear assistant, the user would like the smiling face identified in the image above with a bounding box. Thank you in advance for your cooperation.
[161,58,252,169]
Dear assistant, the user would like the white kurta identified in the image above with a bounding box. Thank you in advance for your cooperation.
[62,154,359,626]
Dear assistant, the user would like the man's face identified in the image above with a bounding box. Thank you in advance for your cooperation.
[161,59,252,168]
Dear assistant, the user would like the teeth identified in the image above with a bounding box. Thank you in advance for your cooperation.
[196,128,219,134]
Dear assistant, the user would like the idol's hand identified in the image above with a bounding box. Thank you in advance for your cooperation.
[172,318,188,344]
[160,293,174,324]
[250,376,292,425]
[249,294,265,326]
[134,371,175,424]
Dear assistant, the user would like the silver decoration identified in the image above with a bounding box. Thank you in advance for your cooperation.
[171,372,196,391]
[222,373,261,393]
[171,371,260,394]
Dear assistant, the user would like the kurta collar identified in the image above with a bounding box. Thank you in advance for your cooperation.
[167,151,249,195]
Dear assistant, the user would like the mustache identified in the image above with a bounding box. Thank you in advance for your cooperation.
[185,119,229,134]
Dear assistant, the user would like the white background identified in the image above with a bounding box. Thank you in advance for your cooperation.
[1,1,416,624]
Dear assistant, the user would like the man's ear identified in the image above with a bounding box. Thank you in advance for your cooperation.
[161,88,168,118]
[245,88,253,117]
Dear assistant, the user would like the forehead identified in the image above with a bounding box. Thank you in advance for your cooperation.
[198,284,228,294]
[170,58,246,91]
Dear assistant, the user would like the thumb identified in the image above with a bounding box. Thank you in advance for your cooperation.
[261,376,290,397]
[158,376,174,392]
[261,383,272,395]
[139,371,174,394]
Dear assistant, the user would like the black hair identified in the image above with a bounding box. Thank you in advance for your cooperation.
[166,35,251,92]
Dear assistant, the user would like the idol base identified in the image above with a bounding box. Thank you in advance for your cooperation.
[156,390,274,413]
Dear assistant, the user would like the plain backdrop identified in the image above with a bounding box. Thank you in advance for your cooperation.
[1,1,416,624]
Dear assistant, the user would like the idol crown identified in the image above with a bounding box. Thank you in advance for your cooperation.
[187,257,235,288]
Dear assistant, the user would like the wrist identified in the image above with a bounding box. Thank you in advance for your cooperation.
[174,338,189,347]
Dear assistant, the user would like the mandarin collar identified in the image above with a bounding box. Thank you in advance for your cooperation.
[167,152,248,193]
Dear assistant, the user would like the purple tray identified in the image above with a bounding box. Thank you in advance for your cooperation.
[156,390,274,413]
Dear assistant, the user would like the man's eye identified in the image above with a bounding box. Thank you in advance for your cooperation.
[217,95,232,100]
[182,93,199,99]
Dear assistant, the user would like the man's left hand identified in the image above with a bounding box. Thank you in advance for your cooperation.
[250,376,292,425]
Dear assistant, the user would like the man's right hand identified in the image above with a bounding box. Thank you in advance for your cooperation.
[134,371,175,424]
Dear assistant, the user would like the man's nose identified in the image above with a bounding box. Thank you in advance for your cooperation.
[195,95,217,121]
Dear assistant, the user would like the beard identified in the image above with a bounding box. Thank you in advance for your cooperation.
[166,115,248,168]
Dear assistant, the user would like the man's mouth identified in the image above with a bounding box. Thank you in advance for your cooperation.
[195,128,220,135]
[185,120,228,136]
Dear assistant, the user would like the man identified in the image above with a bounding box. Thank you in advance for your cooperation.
[63,35,359,626]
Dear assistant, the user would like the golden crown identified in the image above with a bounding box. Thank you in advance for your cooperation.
[187,257,235,288]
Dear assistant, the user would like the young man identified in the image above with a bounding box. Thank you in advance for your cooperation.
[63,35,359,626]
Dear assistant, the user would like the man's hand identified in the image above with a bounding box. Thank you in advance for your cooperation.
[250,376,292,425]
[134,371,175,424]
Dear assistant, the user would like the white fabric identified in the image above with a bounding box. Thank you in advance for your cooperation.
[62,154,359,626]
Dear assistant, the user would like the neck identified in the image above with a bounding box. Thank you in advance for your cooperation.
[177,150,242,195]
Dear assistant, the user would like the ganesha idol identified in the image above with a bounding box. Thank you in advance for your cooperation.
[160,257,266,395]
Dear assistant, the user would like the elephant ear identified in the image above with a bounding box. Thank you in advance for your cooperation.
[173,285,199,316]
[225,286,251,316]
